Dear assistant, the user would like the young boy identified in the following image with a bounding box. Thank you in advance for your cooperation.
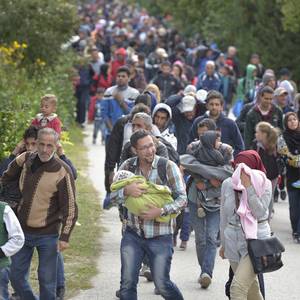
[88,88,106,144]
[31,94,62,134]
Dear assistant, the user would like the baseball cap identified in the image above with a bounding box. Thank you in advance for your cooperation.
[274,87,288,97]
[178,95,196,113]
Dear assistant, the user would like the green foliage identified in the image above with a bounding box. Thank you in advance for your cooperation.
[0,50,76,160]
[281,0,300,33]
[0,0,79,68]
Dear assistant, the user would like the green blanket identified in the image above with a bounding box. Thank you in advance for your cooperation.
[111,176,177,222]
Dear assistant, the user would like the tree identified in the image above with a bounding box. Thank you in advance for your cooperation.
[0,0,79,68]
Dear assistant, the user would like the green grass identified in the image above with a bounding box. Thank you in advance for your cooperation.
[63,126,102,297]
[28,126,102,298]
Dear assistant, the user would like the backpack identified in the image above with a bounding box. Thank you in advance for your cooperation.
[157,136,180,166]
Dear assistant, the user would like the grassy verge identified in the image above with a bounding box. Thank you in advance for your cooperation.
[63,126,102,298]
[28,125,102,298]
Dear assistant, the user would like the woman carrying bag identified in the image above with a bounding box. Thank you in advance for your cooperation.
[220,150,272,300]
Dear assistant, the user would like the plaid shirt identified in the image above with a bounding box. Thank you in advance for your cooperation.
[111,155,187,238]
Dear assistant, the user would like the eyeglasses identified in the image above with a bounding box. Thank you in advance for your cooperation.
[136,143,155,152]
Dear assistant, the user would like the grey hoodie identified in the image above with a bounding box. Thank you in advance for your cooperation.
[152,103,177,150]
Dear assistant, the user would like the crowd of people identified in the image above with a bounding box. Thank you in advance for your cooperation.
[0,0,299,299]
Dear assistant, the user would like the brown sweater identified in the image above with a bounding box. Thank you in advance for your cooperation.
[1,152,78,242]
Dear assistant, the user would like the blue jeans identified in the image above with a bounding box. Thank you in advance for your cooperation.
[189,201,220,277]
[93,119,106,142]
[287,188,300,235]
[10,233,59,300]
[57,252,65,289]
[0,267,10,300]
[120,229,184,300]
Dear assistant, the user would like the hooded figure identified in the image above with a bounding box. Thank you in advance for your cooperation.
[152,103,177,150]
[237,64,259,103]
[110,48,127,80]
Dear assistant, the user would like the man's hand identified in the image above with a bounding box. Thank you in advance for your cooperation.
[58,241,69,252]
[240,170,251,188]
[140,204,161,220]
[210,178,221,188]
[113,92,124,103]
[56,142,64,156]
[12,140,25,156]
[219,246,225,259]
[124,181,147,197]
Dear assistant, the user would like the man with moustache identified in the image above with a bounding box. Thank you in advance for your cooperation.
[1,128,78,300]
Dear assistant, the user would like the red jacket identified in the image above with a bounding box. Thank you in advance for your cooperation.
[31,114,62,134]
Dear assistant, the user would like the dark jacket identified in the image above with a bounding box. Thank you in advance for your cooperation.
[152,73,182,101]
[236,102,255,138]
[190,113,245,157]
[166,94,206,155]
[104,115,130,192]
[244,104,283,149]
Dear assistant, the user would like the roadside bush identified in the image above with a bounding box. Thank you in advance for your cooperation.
[0,42,76,160]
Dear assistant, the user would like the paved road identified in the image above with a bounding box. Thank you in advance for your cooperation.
[71,124,300,300]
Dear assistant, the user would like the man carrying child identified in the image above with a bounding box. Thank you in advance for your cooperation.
[110,129,186,300]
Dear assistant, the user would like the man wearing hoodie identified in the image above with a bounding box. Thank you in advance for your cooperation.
[110,48,127,81]
[152,103,177,150]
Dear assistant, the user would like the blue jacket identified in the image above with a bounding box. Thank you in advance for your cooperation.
[196,72,222,92]
[101,98,130,131]
[190,113,245,157]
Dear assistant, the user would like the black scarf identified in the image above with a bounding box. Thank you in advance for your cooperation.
[283,128,300,154]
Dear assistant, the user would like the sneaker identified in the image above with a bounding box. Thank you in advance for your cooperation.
[56,287,65,300]
[143,266,153,282]
[179,241,187,250]
[139,264,147,276]
[198,273,212,289]
[293,233,300,244]
[154,287,161,295]
[292,180,300,189]
[274,188,279,203]
[280,190,287,200]
[115,289,120,298]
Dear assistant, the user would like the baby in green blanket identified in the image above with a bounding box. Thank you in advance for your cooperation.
[111,170,177,222]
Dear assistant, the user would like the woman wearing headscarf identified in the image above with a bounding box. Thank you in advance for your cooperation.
[220,150,272,300]
[277,112,300,243]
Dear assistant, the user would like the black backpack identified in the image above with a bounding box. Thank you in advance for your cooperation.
[157,136,180,166]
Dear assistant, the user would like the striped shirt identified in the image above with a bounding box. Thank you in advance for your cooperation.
[111,155,187,238]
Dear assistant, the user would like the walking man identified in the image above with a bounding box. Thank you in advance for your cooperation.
[2,128,78,300]
[111,130,186,300]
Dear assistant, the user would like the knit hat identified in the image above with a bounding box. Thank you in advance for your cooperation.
[113,170,135,182]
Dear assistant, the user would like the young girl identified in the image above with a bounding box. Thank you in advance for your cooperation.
[253,122,280,219]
